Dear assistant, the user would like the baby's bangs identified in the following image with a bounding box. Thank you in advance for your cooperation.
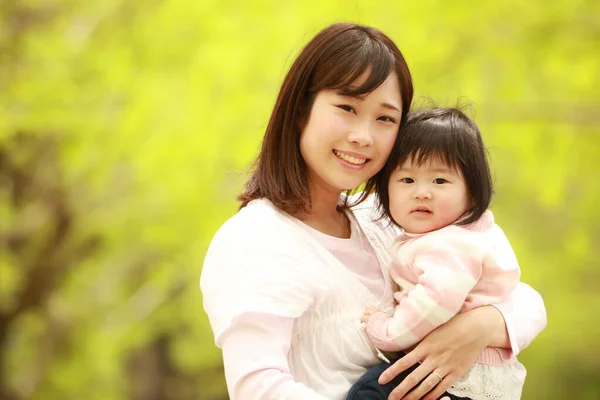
[411,146,465,172]
[404,127,467,172]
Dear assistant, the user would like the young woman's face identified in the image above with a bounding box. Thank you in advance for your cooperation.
[388,157,471,234]
[299,72,402,198]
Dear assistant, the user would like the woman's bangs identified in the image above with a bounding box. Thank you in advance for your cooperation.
[322,41,395,96]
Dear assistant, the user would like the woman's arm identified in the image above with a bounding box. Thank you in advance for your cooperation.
[491,282,547,354]
[365,223,522,354]
[220,312,328,400]
[378,282,546,400]
[201,217,328,399]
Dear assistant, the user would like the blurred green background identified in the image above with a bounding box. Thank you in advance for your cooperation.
[1,0,599,399]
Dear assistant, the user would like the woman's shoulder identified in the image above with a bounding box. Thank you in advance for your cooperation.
[347,192,380,223]
[348,192,400,238]
[201,199,326,300]
[347,191,377,211]
[208,198,304,252]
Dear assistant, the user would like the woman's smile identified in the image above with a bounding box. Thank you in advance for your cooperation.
[333,150,370,167]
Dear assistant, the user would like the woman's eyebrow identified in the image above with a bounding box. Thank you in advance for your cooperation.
[335,93,400,112]
[381,102,400,112]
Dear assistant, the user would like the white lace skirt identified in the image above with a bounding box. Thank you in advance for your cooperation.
[446,362,527,400]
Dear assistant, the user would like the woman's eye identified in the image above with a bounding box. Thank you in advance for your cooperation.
[400,177,414,183]
[378,115,397,123]
[433,178,447,184]
[338,104,356,113]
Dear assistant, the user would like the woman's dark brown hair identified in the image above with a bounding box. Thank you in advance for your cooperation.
[374,107,494,227]
[238,22,414,214]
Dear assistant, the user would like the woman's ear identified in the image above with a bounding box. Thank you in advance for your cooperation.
[297,114,306,132]
[297,94,316,133]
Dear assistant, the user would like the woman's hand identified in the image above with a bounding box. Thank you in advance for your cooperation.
[379,306,505,400]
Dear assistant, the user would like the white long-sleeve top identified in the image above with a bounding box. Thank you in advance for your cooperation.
[200,196,547,400]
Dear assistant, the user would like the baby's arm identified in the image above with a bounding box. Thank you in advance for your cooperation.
[365,249,481,351]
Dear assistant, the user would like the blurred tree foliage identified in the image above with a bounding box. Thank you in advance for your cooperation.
[0,0,598,399]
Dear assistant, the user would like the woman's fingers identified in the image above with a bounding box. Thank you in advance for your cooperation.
[383,360,430,399]
[422,374,455,400]
[381,309,489,399]
[378,350,422,384]
[393,371,441,400]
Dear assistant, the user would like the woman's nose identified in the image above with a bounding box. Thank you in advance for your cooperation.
[348,123,374,147]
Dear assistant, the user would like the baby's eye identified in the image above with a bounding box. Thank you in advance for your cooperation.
[400,177,414,183]
[433,178,447,184]
[337,104,356,113]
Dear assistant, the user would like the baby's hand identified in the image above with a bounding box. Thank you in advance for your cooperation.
[361,307,380,323]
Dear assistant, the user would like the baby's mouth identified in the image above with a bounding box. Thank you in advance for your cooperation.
[411,206,432,213]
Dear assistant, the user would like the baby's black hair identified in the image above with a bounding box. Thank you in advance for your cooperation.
[375,107,493,226]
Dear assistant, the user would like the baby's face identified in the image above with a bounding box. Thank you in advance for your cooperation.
[388,158,470,234]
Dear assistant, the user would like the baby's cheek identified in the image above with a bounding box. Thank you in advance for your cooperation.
[389,203,407,226]
[436,198,465,223]
[387,190,402,211]
[436,201,453,214]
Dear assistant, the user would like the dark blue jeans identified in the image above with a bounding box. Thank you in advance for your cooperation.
[347,354,472,400]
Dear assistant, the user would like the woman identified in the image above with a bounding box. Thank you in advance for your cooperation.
[201,22,546,400]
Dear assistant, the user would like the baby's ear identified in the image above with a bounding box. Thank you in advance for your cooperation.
[470,196,477,208]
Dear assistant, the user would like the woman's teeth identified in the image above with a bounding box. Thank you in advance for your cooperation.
[334,150,367,165]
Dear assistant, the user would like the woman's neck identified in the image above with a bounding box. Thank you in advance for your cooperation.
[295,190,350,239]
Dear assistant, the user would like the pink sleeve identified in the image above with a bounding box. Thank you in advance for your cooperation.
[492,282,547,356]
[366,250,479,351]
[364,312,402,352]
[220,312,328,400]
